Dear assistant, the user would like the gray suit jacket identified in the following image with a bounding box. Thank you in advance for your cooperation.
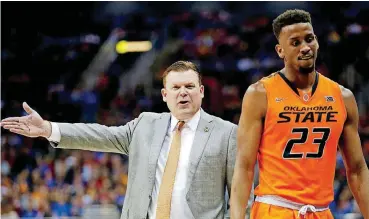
[52,109,254,219]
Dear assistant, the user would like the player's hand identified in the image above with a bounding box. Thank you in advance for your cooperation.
[1,102,52,138]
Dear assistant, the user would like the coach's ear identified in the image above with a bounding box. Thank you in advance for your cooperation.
[275,44,284,59]
[161,88,167,102]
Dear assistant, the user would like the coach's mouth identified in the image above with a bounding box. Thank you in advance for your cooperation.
[178,100,189,105]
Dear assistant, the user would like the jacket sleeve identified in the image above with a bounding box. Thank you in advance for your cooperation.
[50,113,145,155]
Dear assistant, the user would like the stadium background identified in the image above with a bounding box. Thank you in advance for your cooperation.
[1,1,369,219]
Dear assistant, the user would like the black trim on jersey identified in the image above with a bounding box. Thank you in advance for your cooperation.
[278,72,299,95]
[311,72,319,96]
[277,71,319,96]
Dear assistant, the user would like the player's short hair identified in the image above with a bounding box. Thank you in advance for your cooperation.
[162,61,202,86]
[272,9,312,40]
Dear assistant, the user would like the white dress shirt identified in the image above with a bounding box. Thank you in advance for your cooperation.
[48,122,61,142]
[47,110,201,219]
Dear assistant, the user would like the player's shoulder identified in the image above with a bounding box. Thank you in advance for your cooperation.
[319,73,344,90]
[318,73,353,100]
[242,80,268,116]
[336,84,359,122]
[247,81,267,94]
[260,72,280,84]
[337,84,354,100]
[245,71,279,98]
[337,84,356,114]
[243,81,267,105]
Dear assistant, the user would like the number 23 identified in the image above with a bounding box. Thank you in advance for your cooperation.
[283,127,330,159]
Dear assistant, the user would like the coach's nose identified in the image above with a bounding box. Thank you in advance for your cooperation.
[179,87,188,97]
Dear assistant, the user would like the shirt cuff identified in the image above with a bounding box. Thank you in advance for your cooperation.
[47,122,61,143]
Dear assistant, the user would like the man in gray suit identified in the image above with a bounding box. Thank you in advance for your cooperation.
[2,61,253,219]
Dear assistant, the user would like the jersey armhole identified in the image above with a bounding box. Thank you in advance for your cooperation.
[336,83,348,123]
[259,80,271,132]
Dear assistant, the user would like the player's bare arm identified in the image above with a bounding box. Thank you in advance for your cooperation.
[230,81,267,219]
[339,86,369,218]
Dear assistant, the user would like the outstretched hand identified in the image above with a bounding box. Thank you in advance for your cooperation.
[1,102,51,138]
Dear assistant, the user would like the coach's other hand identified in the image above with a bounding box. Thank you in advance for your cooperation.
[1,102,52,138]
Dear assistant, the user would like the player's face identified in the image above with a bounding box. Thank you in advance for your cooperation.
[161,70,204,120]
[276,23,319,74]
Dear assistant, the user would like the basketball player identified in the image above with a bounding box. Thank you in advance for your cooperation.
[230,9,369,219]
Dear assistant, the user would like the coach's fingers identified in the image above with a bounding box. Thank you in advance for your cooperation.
[0,119,23,127]
[23,102,34,115]
[1,121,22,126]
[9,128,29,136]
[1,117,23,123]
[3,124,22,130]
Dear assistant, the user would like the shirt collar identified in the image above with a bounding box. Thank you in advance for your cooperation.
[170,109,201,132]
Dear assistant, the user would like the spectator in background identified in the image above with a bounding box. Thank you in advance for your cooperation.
[1,197,20,219]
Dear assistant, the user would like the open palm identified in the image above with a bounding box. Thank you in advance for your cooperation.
[1,102,49,138]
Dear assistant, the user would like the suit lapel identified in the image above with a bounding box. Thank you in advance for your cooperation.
[186,109,214,191]
[147,113,170,194]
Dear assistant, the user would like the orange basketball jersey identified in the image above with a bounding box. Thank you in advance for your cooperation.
[255,72,347,206]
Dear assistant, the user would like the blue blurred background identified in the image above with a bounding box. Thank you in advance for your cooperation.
[1,2,369,218]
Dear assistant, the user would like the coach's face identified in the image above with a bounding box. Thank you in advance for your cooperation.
[276,22,319,74]
[161,70,204,121]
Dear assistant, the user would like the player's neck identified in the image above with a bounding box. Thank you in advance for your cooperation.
[280,67,316,91]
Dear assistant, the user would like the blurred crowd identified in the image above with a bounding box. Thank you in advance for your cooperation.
[2,2,369,218]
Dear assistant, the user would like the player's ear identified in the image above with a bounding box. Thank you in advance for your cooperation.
[275,44,284,59]
[315,35,319,50]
